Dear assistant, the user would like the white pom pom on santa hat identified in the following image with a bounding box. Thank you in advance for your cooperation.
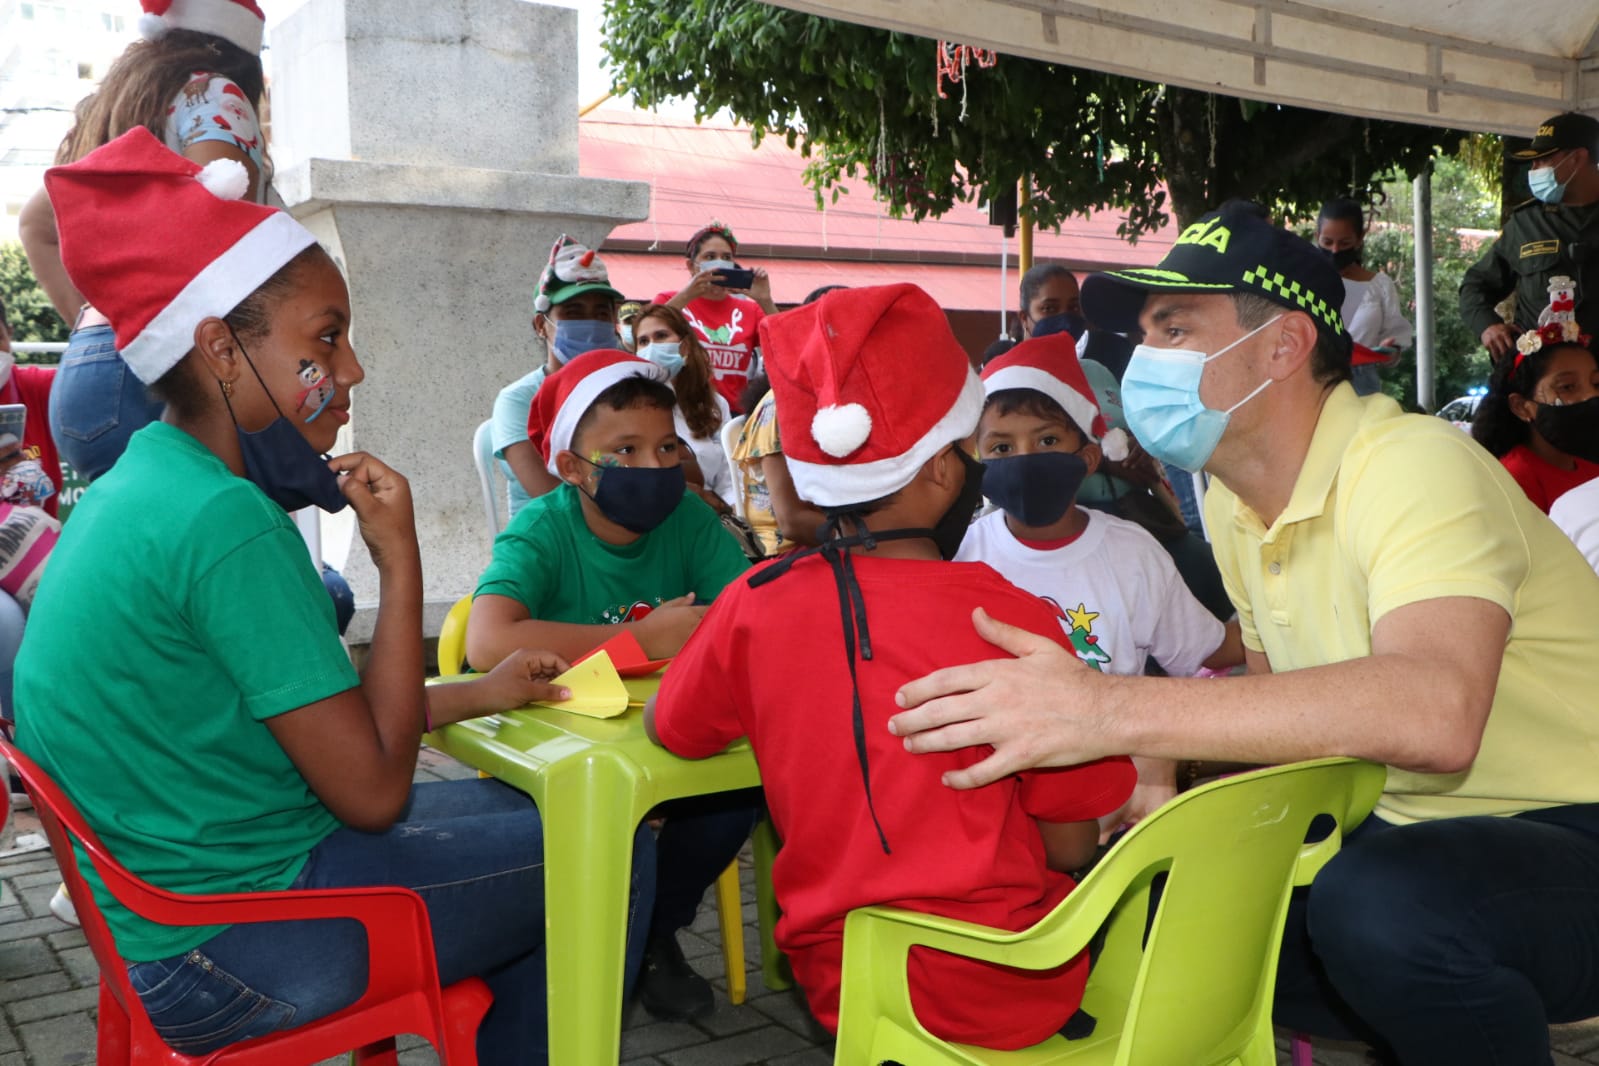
[137,12,170,39]
[1100,427,1131,463]
[811,402,872,458]
[196,158,249,201]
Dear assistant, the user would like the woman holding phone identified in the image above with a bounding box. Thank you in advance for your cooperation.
[655,222,778,413]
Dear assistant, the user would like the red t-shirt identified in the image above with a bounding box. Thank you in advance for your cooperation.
[2,366,61,518]
[1499,443,1599,514]
[653,290,765,412]
[654,555,1135,1048]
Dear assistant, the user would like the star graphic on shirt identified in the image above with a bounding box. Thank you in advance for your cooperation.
[1066,602,1099,632]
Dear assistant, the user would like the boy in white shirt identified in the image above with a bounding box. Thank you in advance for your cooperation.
[955,332,1243,833]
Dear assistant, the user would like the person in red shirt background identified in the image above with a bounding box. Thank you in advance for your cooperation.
[0,297,62,518]
[655,221,778,413]
[1470,324,1599,513]
[0,295,61,724]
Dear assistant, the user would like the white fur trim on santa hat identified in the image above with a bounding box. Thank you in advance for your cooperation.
[196,158,249,201]
[145,0,264,55]
[983,365,1105,443]
[785,369,986,508]
[1100,427,1130,463]
[120,211,316,385]
[544,359,670,475]
[812,403,872,458]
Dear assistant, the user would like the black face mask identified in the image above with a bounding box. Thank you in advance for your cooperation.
[577,457,686,534]
[1534,396,1599,463]
[981,451,1089,528]
[931,449,986,560]
[222,333,348,514]
[1327,246,1363,270]
[1032,310,1089,341]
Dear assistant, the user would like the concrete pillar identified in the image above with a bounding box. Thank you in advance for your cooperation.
[268,0,648,636]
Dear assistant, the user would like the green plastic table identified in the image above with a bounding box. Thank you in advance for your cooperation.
[424,675,764,1065]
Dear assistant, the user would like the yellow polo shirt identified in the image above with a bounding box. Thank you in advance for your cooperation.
[1205,383,1599,824]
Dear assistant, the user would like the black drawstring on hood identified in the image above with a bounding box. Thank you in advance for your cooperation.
[747,513,936,855]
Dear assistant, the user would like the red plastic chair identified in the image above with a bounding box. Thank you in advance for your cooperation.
[0,737,492,1065]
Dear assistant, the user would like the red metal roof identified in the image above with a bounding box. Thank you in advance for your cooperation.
[602,251,1037,315]
[580,108,1174,312]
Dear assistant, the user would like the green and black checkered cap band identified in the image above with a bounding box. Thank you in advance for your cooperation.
[1240,265,1346,336]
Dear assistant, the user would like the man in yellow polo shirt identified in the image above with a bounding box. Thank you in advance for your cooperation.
[886,201,1599,1065]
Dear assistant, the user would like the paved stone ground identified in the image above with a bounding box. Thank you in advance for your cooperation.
[6,747,1599,1065]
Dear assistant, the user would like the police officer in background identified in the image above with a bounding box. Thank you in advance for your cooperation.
[1460,112,1599,360]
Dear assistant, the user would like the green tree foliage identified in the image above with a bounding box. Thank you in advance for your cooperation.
[0,242,68,350]
[1346,158,1499,408]
[600,0,1461,236]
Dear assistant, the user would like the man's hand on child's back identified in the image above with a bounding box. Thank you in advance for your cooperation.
[633,593,709,659]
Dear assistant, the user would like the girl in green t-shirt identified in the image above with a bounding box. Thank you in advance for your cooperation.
[14,129,654,1066]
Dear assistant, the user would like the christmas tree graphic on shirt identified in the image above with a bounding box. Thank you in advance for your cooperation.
[1044,597,1112,671]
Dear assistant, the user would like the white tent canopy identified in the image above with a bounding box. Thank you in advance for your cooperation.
[767,0,1598,134]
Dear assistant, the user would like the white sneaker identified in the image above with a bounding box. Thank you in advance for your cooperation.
[49,883,78,926]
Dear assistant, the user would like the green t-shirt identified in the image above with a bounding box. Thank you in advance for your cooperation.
[14,423,356,961]
[474,482,750,624]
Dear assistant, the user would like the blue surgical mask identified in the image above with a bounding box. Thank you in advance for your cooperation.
[619,323,634,348]
[1120,315,1281,473]
[981,451,1089,528]
[223,333,349,514]
[1529,158,1572,204]
[697,258,737,275]
[576,456,685,534]
[550,318,620,365]
[639,341,685,378]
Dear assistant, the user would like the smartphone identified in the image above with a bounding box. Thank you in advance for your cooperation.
[0,404,25,449]
[711,267,756,290]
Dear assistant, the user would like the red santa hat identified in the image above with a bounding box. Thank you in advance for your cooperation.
[44,126,316,386]
[528,350,669,475]
[980,333,1130,461]
[759,283,985,507]
[138,0,266,55]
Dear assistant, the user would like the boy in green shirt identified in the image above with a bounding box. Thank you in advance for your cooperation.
[468,350,754,1021]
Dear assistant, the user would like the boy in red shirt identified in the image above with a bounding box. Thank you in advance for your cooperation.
[645,284,1135,1049]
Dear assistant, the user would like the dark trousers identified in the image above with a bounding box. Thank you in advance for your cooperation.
[1273,803,1599,1065]
[650,789,761,934]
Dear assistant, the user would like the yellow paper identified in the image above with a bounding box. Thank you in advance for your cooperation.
[536,651,630,718]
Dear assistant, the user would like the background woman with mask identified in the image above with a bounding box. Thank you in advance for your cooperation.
[1471,326,1599,512]
[657,222,778,414]
[492,236,624,515]
[1316,198,1412,397]
[633,304,736,509]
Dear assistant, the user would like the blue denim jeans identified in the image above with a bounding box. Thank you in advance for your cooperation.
[0,590,24,722]
[127,778,657,1065]
[1274,804,1599,1065]
[48,325,164,482]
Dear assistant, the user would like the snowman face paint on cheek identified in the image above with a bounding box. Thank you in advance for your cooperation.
[295,359,336,422]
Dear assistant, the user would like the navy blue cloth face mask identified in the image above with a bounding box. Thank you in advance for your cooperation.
[576,456,685,534]
[221,332,349,515]
[981,450,1089,528]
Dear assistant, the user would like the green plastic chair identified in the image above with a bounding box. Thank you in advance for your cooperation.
[832,757,1385,1066]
